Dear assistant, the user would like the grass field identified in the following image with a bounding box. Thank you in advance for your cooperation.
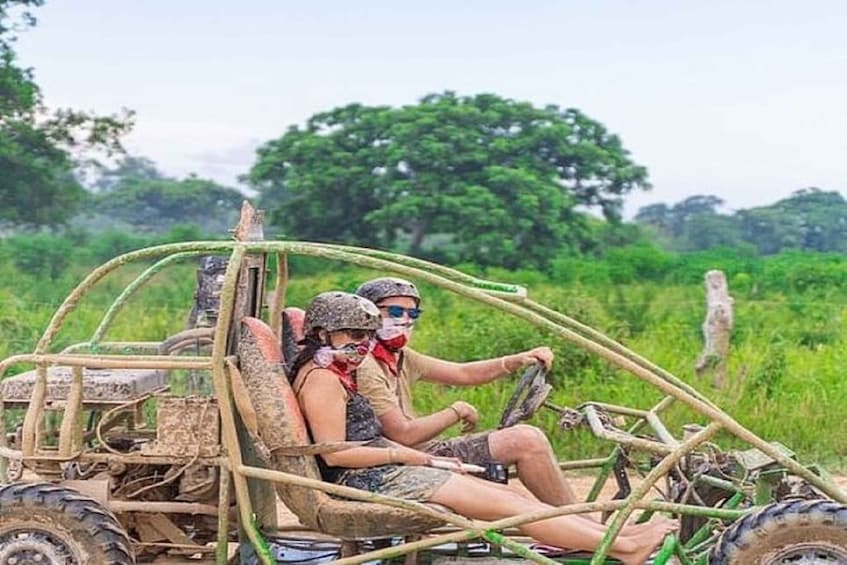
[1,252,845,470]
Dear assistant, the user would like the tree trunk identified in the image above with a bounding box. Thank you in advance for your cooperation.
[695,270,734,388]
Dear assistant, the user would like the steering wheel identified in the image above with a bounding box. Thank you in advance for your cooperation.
[498,363,553,429]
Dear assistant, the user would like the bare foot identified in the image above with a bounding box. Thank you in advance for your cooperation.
[621,516,678,536]
[617,521,676,565]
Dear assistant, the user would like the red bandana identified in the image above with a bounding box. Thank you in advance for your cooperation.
[371,341,399,377]
[326,360,357,392]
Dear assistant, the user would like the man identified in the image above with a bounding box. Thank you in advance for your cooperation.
[355,277,578,506]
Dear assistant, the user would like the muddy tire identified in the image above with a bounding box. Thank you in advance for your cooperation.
[0,482,135,564]
[709,499,847,564]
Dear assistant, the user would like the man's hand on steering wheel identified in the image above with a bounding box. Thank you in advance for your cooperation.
[498,362,553,429]
[502,346,554,373]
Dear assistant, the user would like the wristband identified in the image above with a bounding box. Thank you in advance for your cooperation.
[448,404,462,422]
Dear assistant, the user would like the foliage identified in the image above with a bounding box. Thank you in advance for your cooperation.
[92,174,245,234]
[86,154,165,193]
[0,247,847,468]
[248,92,649,269]
[2,235,847,466]
[636,189,847,255]
[5,231,73,279]
[0,0,133,228]
[737,188,847,254]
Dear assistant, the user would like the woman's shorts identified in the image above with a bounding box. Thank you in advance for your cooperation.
[337,465,452,501]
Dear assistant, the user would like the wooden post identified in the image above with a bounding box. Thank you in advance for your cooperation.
[695,270,734,388]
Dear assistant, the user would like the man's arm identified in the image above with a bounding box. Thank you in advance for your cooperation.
[417,346,554,386]
[357,354,479,445]
[378,402,476,446]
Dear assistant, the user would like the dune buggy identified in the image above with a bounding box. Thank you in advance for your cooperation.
[0,202,845,564]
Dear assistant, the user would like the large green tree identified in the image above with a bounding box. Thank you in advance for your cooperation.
[0,0,132,227]
[248,92,649,268]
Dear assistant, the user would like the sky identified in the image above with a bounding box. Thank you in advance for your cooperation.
[14,0,847,217]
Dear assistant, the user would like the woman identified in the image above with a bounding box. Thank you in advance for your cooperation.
[290,291,673,565]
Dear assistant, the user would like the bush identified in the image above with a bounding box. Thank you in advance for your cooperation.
[5,233,76,280]
[85,230,152,263]
[549,254,611,286]
[760,252,847,292]
[603,243,674,283]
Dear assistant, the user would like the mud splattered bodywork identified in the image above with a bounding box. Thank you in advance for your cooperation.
[1,367,167,408]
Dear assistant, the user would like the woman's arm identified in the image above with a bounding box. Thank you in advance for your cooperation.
[299,370,431,467]
[378,401,478,445]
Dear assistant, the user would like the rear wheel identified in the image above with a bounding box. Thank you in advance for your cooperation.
[0,482,135,564]
[710,499,847,564]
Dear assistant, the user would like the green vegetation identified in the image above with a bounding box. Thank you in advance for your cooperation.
[636,189,847,255]
[85,155,246,234]
[2,238,845,469]
[248,92,648,269]
[0,0,132,228]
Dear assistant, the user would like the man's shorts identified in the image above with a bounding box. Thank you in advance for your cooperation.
[422,431,493,465]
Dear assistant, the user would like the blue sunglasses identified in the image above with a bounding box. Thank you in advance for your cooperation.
[383,305,423,320]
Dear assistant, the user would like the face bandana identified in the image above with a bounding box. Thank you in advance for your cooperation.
[376,318,413,351]
[313,339,374,391]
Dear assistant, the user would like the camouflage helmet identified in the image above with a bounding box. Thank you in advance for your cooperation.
[355,277,421,306]
[303,291,381,335]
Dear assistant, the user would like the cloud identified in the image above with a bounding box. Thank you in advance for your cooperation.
[124,119,264,189]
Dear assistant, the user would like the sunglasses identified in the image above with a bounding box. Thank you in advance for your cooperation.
[345,329,374,341]
[381,305,423,320]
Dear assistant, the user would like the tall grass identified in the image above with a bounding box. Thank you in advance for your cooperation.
[0,246,845,470]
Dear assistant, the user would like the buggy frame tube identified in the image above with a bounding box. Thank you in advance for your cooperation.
[91,250,208,346]
[305,242,717,409]
[6,238,845,563]
[268,252,288,338]
[210,245,275,565]
[590,422,722,564]
[216,468,232,564]
[237,463,747,565]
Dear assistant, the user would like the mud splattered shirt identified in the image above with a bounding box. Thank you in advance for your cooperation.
[357,347,436,419]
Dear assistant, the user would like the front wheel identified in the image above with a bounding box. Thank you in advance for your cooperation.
[710,499,847,564]
[0,482,135,564]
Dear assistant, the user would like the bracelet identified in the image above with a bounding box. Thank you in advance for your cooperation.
[387,447,395,464]
[500,356,511,373]
[448,404,462,423]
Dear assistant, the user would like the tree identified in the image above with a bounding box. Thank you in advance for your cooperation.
[634,203,671,231]
[94,175,246,234]
[682,213,742,251]
[737,189,847,254]
[635,194,736,251]
[0,0,132,228]
[87,154,165,193]
[248,92,650,268]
